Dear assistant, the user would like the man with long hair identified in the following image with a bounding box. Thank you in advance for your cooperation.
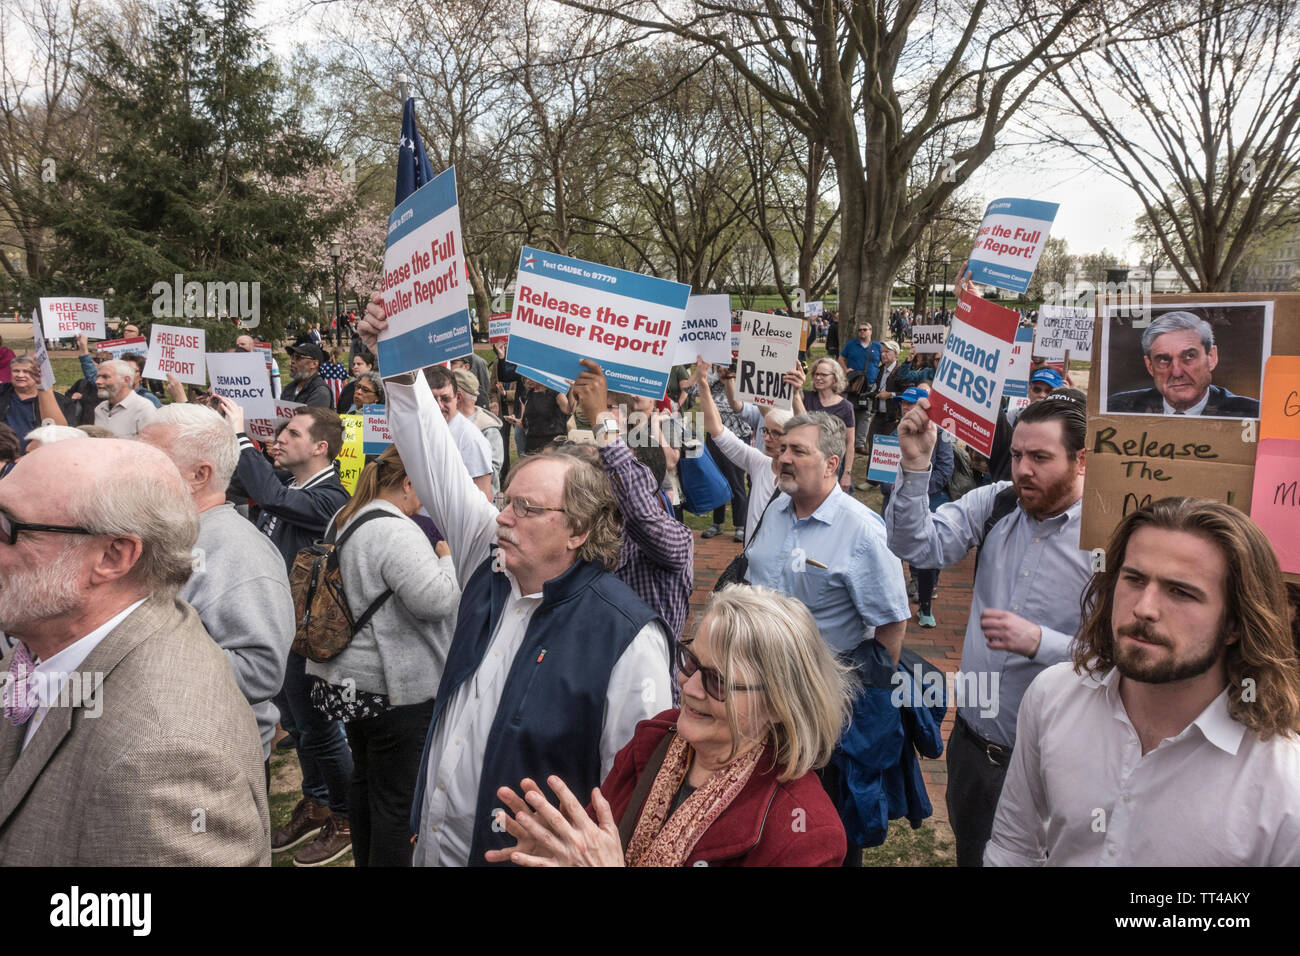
[986,497,1300,865]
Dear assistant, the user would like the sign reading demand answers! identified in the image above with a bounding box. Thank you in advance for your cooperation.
[965,197,1059,294]
[506,246,689,400]
[928,290,1020,457]
[378,165,474,377]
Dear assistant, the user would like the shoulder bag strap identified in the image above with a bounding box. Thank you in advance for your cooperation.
[618,728,678,851]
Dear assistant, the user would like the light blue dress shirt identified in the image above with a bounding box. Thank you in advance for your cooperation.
[883,471,1094,748]
[745,485,910,653]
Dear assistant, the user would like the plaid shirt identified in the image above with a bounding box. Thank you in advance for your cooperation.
[599,437,694,641]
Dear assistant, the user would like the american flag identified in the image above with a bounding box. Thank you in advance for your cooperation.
[395,98,434,206]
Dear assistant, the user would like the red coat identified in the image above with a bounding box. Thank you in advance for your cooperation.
[600,710,846,867]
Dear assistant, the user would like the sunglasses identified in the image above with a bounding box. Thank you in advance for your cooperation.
[675,641,765,702]
[0,508,98,546]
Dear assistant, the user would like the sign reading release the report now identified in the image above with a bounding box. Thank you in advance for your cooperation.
[965,197,1059,294]
[377,165,474,377]
[505,247,690,400]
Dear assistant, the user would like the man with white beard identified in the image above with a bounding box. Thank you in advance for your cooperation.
[357,298,672,867]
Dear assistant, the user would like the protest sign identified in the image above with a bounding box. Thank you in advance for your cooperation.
[1250,438,1300,573]
[1035,305,1093,359]
[377,165,474,377]
[361,404,393,455]
[95,336,149,361]
[205,352,273,421]
[671,294,732,366]
[40,297,106,340]
[1008,395,1031,416]
[253,340,281,396]
[505,246,689,400]
[965,198,1059,294]
[30,310,55,390]
[1002,328,1036,399]
[488,314,511,346]
[513,363,573,395]
[730,316,741,358]
[245,398,305,443]
[927,291,1020,456]
[142,324,206,385]
[805,300,823,317]
[337,415,364,494]
[868,434,901,484]
[734,310,802,410]
[910,326,946,353]
[1258,355,1300,441]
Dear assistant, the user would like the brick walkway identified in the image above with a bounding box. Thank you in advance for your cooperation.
[688,525,976,823]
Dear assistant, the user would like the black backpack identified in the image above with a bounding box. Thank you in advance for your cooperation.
[973,485,1020,577]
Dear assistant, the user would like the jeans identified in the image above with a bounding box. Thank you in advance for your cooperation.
[280,651,354,814]
[346,698,436,867]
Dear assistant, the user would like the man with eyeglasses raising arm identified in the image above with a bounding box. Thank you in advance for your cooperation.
[358,295,672,867]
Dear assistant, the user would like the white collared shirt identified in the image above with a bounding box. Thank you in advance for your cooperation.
[1162,389,1211,416]
[22,598,147,749]
[94,390,158,437]
[985,662,1300,866]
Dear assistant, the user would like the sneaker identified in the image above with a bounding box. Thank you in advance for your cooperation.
[918,611,937,629]
[292,812,352,867]
[274,734,298,752]
[701,524,723,538]
[272,797,330,852]
[733,527,745,542]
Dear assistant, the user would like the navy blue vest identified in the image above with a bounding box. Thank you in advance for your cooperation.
[409,553,666,865]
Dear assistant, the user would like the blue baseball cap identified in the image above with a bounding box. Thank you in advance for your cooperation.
[1030,367,1065,389]
[899,387,928,404]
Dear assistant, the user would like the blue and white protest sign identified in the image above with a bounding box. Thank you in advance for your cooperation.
[505,246,689,401]
[671,294,732,365]
[965,198,1059,294]
[30,310,55,390]
[1002,327,1036,398]
[377,165,474,377]
[95,336,149,361]
[205,351,273,421]
[868,435,901,484]
[928,290,1021,457]
[360,404,392,455]
[514,363,575,396]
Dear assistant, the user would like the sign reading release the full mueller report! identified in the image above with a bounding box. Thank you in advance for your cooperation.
[505,246,690,400]
[928,290,1021,457]
[377,165,474,377]
[964,197,1059,294]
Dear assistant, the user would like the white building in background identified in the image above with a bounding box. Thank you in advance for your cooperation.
[1125,266,1188,294]
[1242,227,1300,292]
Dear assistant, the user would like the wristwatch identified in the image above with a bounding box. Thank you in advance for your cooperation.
[592,416,621,442]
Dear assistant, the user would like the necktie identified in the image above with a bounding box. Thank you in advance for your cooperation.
[4,643,39,726]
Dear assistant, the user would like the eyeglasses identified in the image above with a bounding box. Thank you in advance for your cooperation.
[0,508,99,546]
[676,641,765,702]
[500,494,565,519]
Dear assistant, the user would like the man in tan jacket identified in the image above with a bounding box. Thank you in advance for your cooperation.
[0,439,269,865]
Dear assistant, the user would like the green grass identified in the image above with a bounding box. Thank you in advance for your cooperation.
[860,818,956,867]
[268,748,353,868]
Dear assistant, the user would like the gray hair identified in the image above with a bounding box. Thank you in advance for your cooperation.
[355,370,385,405]
[810,357,847,395]
[145,403,240,492]
[25,425,87,446]
[100,358,136,381]
[1140,310,1214,356]
[783,411,845,464]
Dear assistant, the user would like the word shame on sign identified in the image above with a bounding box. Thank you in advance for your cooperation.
[928,291,1019,457]
[910,325,946,354]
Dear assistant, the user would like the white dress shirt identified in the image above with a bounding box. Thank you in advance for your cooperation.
[94,389,158,437]
[1162,389,1211,416]
[985,662,1300,866]
[22,598,147,749]
[387,374,671,868]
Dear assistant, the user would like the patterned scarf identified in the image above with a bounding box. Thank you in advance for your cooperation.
[624,731,765,867]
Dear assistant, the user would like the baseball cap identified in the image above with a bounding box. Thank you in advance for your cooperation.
[287,343,326,363]
[453,368,479,395]
[899,386,928,404]
[881,340,901,353]
[1030,368,1065,389]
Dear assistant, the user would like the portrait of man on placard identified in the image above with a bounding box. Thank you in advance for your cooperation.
[1100,302,1271,419]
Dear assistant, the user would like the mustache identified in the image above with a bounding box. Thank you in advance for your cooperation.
[1116,621,1170,647]
[496,529,519,547]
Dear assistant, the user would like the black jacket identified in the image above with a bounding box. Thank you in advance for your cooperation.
[0,382,81,431]
[281,373,334,409]
[1107,384,1260,418]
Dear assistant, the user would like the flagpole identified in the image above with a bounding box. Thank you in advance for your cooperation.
[398,72,410,104]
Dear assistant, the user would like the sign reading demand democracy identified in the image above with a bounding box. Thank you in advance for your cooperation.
[965,197,1059,294]
[378,165,474,377]
[40,297,106,340]
[928,290,1021,456]
[505,246,689,400]
[671,294,732,365]
[205,351,273,421]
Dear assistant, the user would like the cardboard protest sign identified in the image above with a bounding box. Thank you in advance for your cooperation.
[39,297,106,340]
[1002,328,1036,399]
[927,291,1020,457]
[30,310,55,390]
[1250,438,1300,573]
[868,434,901,484]
[245,398,306,443]
[360,404,392,455]
[965,198,1059,294]
[205,352,274,421]
[734,310,802,410]
[142,324,206,385]
[1035,305,1093,360]
[1258,355,1300,441]
[95,336,149,361]
[488,314,511,346]
[336,415,364,494]
[505,246,689,400]
[671,294,732,366]
[378,165,474,377]
[911,326,946,354]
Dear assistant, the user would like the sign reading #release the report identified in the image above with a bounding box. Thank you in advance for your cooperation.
[505,246,689,401]
[965,197,1059,294]
[378,165,474,377]
[143,324,207,386]
[928,290,1021,457]
[40,297,106,340]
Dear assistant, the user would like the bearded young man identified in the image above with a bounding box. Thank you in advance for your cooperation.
[986,498,1300,865]
[884,391,1093,867]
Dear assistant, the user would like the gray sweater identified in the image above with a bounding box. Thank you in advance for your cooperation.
[306,500,459,705]
[179,502,295,759]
